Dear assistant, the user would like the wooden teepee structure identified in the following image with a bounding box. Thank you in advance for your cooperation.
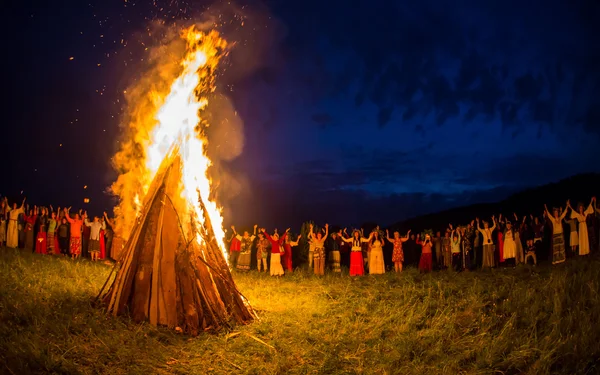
[98,151,255,335]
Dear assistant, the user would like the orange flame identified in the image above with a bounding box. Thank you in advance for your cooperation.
[111,26,228,258]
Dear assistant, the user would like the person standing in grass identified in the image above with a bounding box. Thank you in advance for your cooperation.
[64,208,83,260]
[263,228,287,277]
[255,231,269,272]
[24,207,37,252]
[568,198,595,256]
[341,229,371,276]
[450,225,461,271]
[309,223,329,276]
[57,217,70,256]
[228,228,241,268]
[367,228,385,275]
[232,225,257,271]
[35,207,48,255]
[85,213,106,262]
[477,216,496,269]
[47,211,58,255]
[544,202,568,265]
[386,229,410,272]
[418,233,433,273]
[282,233,297,272]
[329,230,342,273]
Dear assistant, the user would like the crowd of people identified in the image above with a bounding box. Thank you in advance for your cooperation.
[0,197,123,261]
[226,197,600,276]
[1,196,599,278]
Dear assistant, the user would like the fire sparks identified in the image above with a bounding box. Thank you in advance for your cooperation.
[111,25,228,258]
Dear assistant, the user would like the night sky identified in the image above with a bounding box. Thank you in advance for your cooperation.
[5,0,600,230]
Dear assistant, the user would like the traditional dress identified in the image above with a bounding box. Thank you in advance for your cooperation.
[571,204,594,256]
[312,235,327,276]
[256,237,269,272]
[329,236,342,273]
[66,215,83,256]
[478,222,496,268]
[342,236,369,276]
[281,237,293,272]
[265,232,286,276]
[546,209,567,264]
[418,241,433,272]
[47,218,58,254]
[502,227,517,260]
[35,215,48,255]
[368,238,385,274]
[235,234,255,271]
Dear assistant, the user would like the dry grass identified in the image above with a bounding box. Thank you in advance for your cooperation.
[1,248,599,374]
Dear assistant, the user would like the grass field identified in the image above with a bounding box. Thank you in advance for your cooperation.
[1,248,599,375]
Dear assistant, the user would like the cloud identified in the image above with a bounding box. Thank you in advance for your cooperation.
[267,0,600,134]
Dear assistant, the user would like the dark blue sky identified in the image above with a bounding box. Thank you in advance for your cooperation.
[4,0,600,229]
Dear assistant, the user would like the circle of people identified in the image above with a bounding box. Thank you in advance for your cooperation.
[227,197,600,276]
[0,197,124,261]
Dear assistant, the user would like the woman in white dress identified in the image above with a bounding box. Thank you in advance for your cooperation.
[568,198,595,256]
[502,221,517,266]
[6,198,26,248]
[368,228,385,275]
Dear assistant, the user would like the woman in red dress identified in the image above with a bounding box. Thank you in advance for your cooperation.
[418,233,433,273]
[386,229,410,272]
[341,229,372,276]
[497,214,505,265]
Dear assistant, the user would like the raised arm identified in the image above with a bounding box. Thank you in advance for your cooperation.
[490,216,497,232]
[64,208,74,223]
[402,230,411,242]
[559,201,569,221]
[322,224,329,241]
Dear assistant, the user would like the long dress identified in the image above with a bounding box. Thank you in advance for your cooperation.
[571,204,594,256]
[330,237,341,273]
[368,239,385,274]
[342,236,368,276]
[47,218,58,255]
[235,234,255,271]
[502,228,517,259]
[546,210,567,264]
[478,223,496,268]
[497,223,505,263]
[265,232,286,276]
[35,216,48,255]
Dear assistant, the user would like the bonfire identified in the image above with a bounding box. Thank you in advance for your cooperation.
[97,26,255,335]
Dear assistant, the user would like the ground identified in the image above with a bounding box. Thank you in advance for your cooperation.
[0,249,599,375]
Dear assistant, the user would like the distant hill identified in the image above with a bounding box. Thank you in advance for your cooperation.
[389,173,600,232]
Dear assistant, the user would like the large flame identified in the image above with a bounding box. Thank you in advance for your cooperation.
[111,26,228,258]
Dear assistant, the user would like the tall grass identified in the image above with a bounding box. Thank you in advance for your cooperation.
[1,248,599,374]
